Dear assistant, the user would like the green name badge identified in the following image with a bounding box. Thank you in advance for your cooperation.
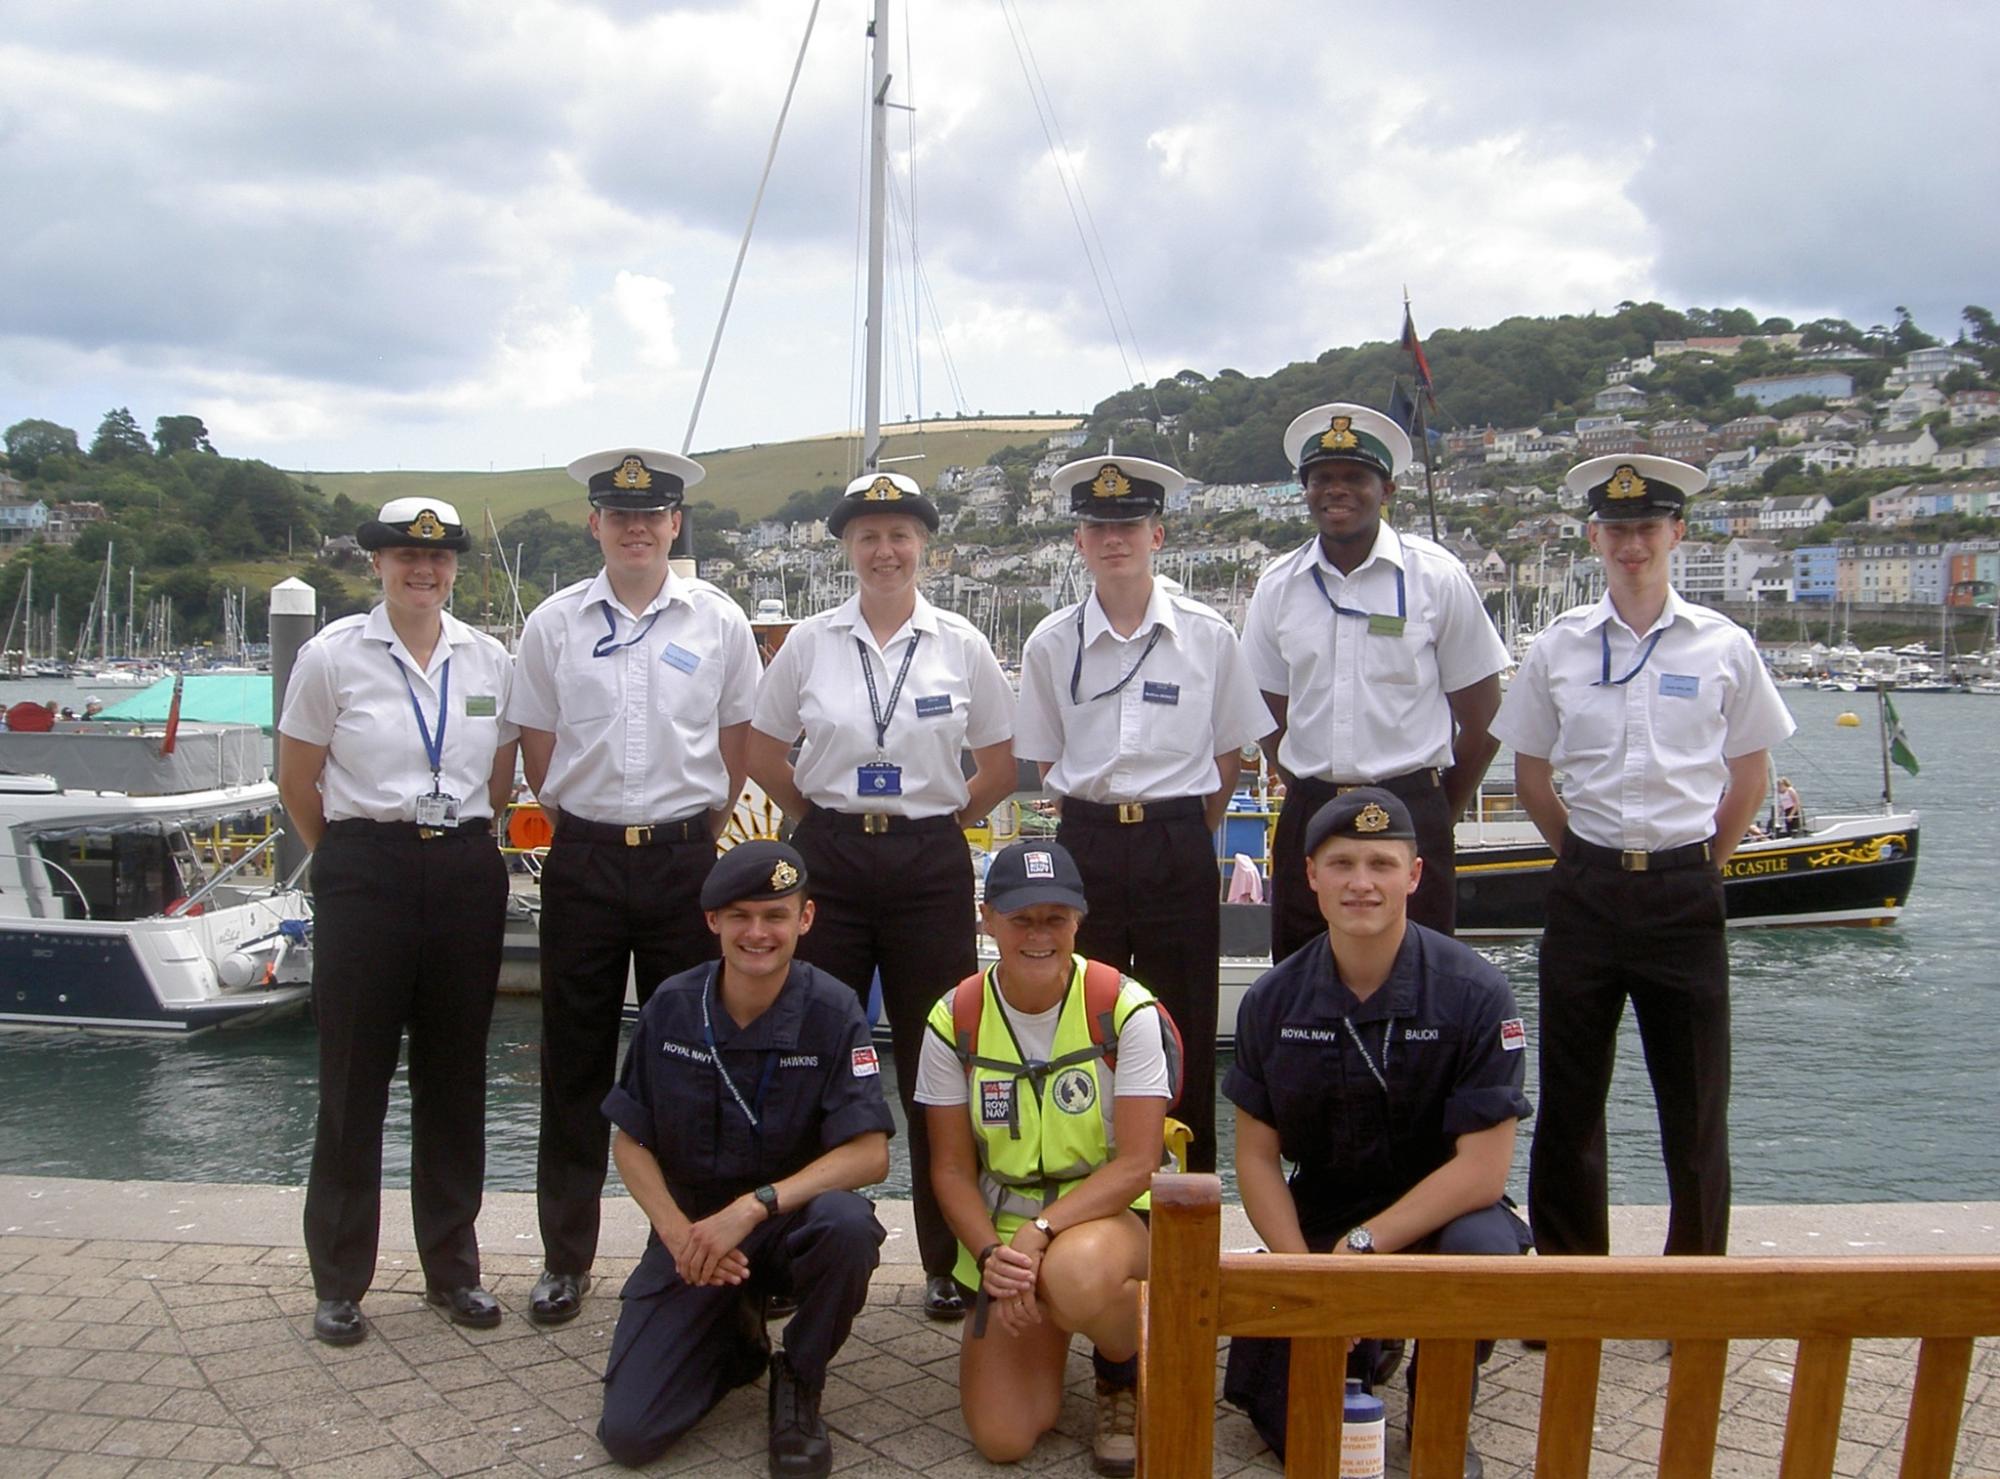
[464,695,498,717]
[1367,614,1407,638]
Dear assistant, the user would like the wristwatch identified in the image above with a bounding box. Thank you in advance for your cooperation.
[1031,1216,1055,1239]
[754,1185,780,1217]
[1344,1226,1375,1254]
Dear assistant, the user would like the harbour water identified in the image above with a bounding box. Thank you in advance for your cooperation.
[2,684,1995,1209]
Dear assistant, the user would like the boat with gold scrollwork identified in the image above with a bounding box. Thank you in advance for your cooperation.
[1447,808,1919,939]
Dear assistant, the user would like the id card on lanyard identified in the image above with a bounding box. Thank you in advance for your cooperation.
[856,632,921,798]
[395,654,458,825]
[1311,563,1407,636]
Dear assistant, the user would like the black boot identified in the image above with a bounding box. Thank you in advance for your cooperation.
[768,1352,832,1479]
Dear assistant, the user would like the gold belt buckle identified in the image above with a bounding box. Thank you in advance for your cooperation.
[1117,802,1146,824]
[1335,784,1357,796]
[1620,850,1649,872]
[418,826,441,841]
[863,813,890,835]
[625,825,652,847]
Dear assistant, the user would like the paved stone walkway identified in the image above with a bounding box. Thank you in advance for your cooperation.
[2,1196,1997,1475]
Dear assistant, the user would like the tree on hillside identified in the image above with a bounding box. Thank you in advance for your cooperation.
[1891,306,1938,354]
[154,415,216,456]
[4,418,81,479]
[90,407,152,461]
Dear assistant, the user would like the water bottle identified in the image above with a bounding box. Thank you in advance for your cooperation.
[1341,1377,1385,1478]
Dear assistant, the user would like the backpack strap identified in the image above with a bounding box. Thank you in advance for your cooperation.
[1082,958,1125,1065]
[950,969,986,1068]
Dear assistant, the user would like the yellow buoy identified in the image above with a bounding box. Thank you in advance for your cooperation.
[1836,711,1861,727]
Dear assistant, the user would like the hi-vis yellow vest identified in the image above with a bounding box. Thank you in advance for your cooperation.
[925,955,1167,1224]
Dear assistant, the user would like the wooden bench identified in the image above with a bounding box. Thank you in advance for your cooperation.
[1138,1173,2000,1478]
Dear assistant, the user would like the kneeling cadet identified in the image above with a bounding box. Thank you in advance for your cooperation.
[918,841,1180,1476]
[597,842,893,1476]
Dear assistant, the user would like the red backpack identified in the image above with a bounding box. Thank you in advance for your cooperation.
[949,959,1185,1110]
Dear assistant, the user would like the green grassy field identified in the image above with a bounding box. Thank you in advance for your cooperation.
[303,418,1082,530]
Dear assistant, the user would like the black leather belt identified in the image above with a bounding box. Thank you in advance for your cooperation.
[1060,796,1206,826]
[1564,833,1715,872]
[813,809,960,837]
[324,817,493,843]
[555,812,710,846]
[1295,767,1442,800]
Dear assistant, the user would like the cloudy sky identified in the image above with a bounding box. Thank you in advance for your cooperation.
[3,0,1993,474]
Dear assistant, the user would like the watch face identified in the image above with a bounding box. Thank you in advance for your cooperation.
[1346,1228,1373,1252]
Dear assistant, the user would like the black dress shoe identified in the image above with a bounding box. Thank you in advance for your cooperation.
[426,1284,503,1329]
[528,1270,591,1326]
[922,1273,966,1322]
[313,1298,367,1346]
[768,1352,832,1478]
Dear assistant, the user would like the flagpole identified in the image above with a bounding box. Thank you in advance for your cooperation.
[1876,682,1893,808]
[1401,290,1442,541]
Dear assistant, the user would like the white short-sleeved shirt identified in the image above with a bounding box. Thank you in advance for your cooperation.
[751,592,1014,818]
[1014,583,1272,803]
[279,605,518,823]
[1242,525,1509,782]
[913,982,1172,1106]
[1491,588,1797,852]
[507,568,760,822]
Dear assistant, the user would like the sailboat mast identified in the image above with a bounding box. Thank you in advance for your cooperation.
[861,0,890,474]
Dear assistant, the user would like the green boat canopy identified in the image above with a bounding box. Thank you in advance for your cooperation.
[95,675,273,732]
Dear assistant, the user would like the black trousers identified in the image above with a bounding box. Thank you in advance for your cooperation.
[1222,1200,1529,1459]
[788,813,974,1281]
[537,833,718,1275]
[1057,808,1221,1173]
[1269,774,1456,962]
[1529,850,1732,1257]
[303,826,507,1301]
[598,1190,884,1468]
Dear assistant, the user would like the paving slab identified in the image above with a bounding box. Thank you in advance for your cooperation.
[1,1179,1997,1475]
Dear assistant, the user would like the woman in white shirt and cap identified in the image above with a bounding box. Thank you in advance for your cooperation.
[277,496,519,1348]
[746,471,1016,1320]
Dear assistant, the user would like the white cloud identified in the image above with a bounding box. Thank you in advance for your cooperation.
[609,273,682,370]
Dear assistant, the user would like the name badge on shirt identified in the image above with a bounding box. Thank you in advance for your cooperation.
[415,792,461,827]
[463,695,497,717]
[661,643,701,673]
[856,762,903,796]
[1658,673,1700,699]
[914,694,953,718]
[1141,681,1180,706]
[1367,613,1408,638]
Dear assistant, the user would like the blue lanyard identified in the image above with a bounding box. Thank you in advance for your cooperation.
[1595,624,1665,687]
[858,631,923,752]
[1069,602,1164,705]
[394,656,451,787]
[1310,563,1406,621]
[592,603,663,658]
[700,967,777,1131]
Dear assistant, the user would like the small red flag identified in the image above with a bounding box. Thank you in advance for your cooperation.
[1401,306,1436,407]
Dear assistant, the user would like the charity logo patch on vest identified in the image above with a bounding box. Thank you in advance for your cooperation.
[980,1079,1016,1125]
[1051,1066,1098,1115]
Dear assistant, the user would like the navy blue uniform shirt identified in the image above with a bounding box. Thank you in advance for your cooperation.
[1223,923,1532,1239]
[603,960,896,1225]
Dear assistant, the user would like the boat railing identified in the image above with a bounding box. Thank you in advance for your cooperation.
[0,851,95,921]
[168,831,284,917]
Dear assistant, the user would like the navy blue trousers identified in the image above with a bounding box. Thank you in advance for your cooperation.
[598,1190,884,1469]
[1221,1200,1529,1460]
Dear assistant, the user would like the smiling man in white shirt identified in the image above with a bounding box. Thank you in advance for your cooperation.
[508,447,762,1325]
[1242,403,1511,963]
[1492,454,1795,1260]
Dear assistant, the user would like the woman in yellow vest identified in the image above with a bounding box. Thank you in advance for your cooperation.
[914,841,1176,1477]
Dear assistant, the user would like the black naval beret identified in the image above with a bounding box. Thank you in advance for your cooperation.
[1303,786,1417,854]
[700,840,809,911]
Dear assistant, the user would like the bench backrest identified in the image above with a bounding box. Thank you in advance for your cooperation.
[1138,1173,2000,1479]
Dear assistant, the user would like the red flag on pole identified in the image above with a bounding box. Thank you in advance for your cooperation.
[160,673,185,756]
[1401,305,1436,409]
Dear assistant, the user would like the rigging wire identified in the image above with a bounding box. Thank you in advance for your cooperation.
[901,0,924,427]
[845,24,871,484]
[682,0,826,456]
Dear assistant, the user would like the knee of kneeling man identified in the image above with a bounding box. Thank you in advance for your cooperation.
[1429,1210,1527,1257]
[597,1412,669,1470]
[798,1190,884,1253]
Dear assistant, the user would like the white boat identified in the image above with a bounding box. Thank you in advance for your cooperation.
[0,725,313,1034]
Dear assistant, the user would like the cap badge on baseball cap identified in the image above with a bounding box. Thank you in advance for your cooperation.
[1354,802,1392,834]
[1023,850,1056,879]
